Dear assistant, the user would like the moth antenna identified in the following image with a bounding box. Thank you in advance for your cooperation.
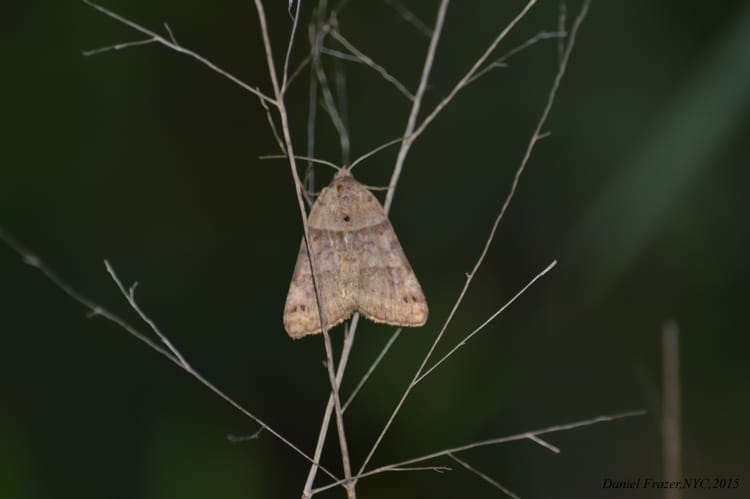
[258,154,341,172]
[348,137,403,172]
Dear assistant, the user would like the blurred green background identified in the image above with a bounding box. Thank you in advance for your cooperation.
[2,0,748,497]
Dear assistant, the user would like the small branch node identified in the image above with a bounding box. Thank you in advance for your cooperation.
[163,22,177,44]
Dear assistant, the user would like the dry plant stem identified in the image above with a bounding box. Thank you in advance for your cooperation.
[416,260,557,384]
[320,47,361,62]
[343,328,401,411]
[360,0,590,476]
[281,0,303,94]
[250,0,354,495]
[383,0,449,213]
[448,453,519,499]
[104,261,189,368]
[329,29,414,101]
[311,25,351,165]
[304,0,450,490]
[302,314,359,498]
[662,320,682,499]
[82,1,275,106]
[406,0,538,148]
[0,229,338,481]
[466,30,568,86]
[314,410,646,494]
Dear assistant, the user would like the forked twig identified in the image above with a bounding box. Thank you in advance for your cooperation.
[466,30,568,86]
[359,0,590,476]
[313,410,646,494]
[329,29,415,101]
[82,0,275,105]
[0,229,338,482]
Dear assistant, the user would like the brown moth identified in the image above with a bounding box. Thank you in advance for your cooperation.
[283,168,428,338]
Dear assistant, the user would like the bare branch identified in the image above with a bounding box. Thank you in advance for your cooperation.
[466,30,567,86]
[281,0,303,94]
[303,315,359,497]
[329,29,415,101]
[320,47,362,62]
[314,409,647,494]
[407,0,538,146]
[526,434,560,453]
[104,260,191,369]
[259,93,288,156]
[343,328,401,412]
[250,0,355,494]
[415,261,556,385]
[82,37,157,57]
[361,0,589,475]
[0,229,338,481]
[0,229,176,364]
[82,0,276,106]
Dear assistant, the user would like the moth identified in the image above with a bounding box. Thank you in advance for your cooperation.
[284,169,428,338]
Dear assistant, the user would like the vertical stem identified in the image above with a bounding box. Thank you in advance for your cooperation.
[662,320,682,499]
[303,316,358,497]
[251,0,354,495]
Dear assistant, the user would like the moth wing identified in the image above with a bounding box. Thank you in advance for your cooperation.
[283,237,356,338]
[356,221,428,327]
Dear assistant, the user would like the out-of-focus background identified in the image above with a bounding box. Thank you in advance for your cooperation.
[2,1,748,497]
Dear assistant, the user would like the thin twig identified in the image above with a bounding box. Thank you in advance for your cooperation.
[406,0,538,148]
[310,24,351,165]
[314,409,646,494]
[82,0,275,106]
[329,29,415,101]
[448,453,520,499]
[288,52,313,88]
[526,434,560,453]
[82,37,157,56]
[343,328,401,412]
[320,47,362,62]
[662,320,682,499]
[466,30,567,86]
[416,261,556,385]
[0,229,338,481]
[383,0,449,214]
[361,0,589,475]
[259,95,287,154]
[383,0,433,38]
[0,230,176,364]
[281,0,303,94]
[104,260,190,369]
[303,315,359,497]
